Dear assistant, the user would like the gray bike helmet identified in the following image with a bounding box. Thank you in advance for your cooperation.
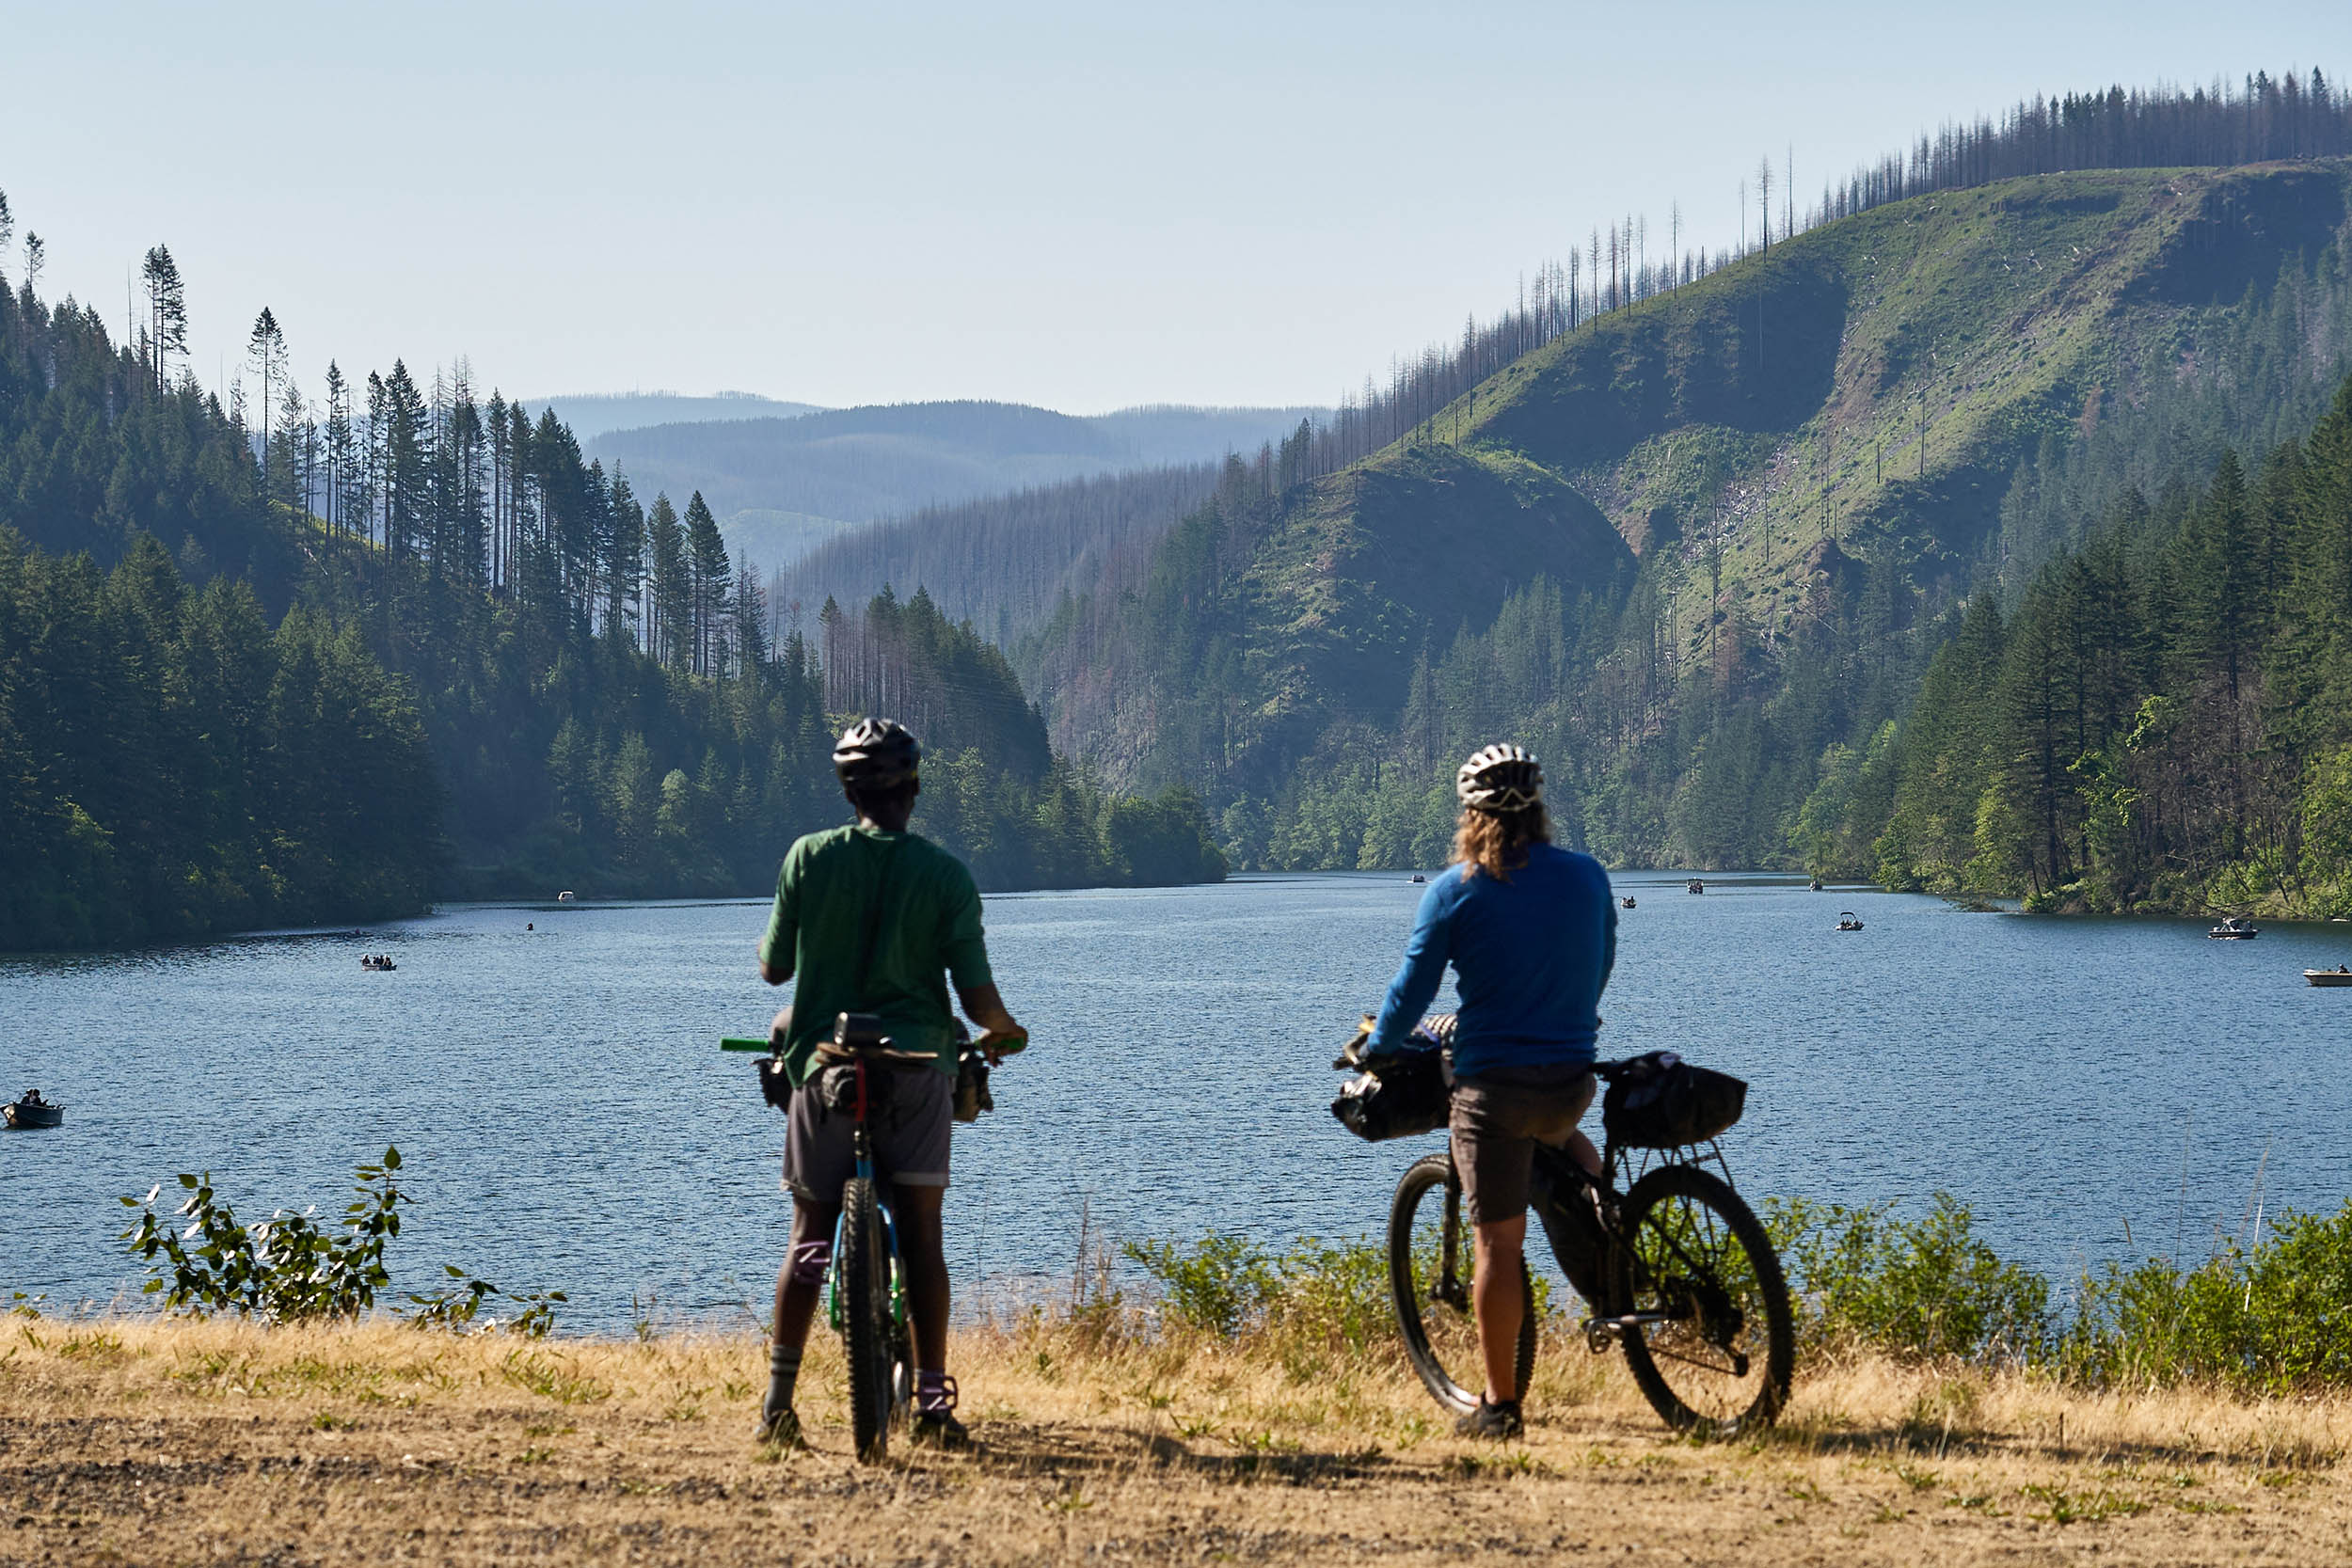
[1456,743,1542,814]
[833,718,921,791]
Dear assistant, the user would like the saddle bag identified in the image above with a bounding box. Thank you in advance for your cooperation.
[1601,1051,1746,1148]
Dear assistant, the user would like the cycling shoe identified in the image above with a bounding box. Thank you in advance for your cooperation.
[1454,1396,1524,1440]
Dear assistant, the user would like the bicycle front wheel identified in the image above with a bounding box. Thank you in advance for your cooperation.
[1613,1162,1793,1437]
[838,1177,896,1461]
[1388,1150,1536,1414]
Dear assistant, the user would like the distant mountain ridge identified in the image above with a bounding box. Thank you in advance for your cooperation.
[529,391,824,442]
[581,399,1325,572]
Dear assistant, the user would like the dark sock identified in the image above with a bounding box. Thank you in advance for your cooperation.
[764,1343,803,1420]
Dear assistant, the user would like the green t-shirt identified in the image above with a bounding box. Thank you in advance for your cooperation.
[758,824,993,1085]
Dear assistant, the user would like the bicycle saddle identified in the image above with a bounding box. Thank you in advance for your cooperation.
[817,1012,934,1067]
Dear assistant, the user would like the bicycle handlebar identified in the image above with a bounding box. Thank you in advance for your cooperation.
[718,1033,1028,1055]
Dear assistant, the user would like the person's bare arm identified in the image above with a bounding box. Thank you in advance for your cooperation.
[956,982,1025,1062]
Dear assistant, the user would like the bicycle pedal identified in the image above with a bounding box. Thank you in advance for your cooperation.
[1582,1318,1619,1354]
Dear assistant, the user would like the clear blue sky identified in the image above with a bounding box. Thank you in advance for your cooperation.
[6,2,2344,413]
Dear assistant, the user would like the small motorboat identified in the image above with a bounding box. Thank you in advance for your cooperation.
[1836,911,1865,931]
[1809,878,1824,892]
[1620,895,1636,910]
[1687,879,1706,895]
[2307,967,2352,987]
[1410,874,1426,884]
[557,890,578,902]
[360,954,398,972]
[2208,917,2260,940]
[6,1090,63,1130]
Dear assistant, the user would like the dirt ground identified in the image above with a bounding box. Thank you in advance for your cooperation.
[3,1316,2347,1566]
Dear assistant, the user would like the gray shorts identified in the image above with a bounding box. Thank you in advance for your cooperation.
[1450,1063,1597,1225]
[782,1064,953,1203]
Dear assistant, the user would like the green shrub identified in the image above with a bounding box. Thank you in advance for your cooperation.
[119,1148,560,1333]
[1123,1231,1397,1348]
[120,1149,409,1322]
[2062,1200,2352,1394]
[1121,1231,1280,1338]
[1766,1194,2050,1364]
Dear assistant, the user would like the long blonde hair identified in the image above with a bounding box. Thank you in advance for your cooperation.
[1451,802,1551,881]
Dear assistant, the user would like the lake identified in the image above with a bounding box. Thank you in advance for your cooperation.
[6,873,2350,1333]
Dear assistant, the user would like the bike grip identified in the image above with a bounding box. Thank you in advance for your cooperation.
[719,1037,771,1053]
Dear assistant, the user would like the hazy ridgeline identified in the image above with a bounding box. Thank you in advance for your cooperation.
[587,401,1327,541]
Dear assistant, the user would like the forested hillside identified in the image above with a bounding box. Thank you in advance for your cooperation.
[1867,388,2352,915]
[977,75,2352,911]
[776,461,1224,645]
[0,220,1219,951]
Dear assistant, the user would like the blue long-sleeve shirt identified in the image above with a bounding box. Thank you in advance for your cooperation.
[1370,845,1617,1079]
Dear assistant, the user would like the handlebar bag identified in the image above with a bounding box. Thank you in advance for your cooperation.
[1330,1025,1452,1143]
[1601,1051,1746,1148]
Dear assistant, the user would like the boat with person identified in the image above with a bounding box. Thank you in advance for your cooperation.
[2307,967,2352,987]
[6,1090,63,1130]
[1620,895,1636,910]
[1836,911,1865,931]
[360,954,398,972]
[1687,879,1705,895]
[557,890,577,902]
[2208,917,2260,940]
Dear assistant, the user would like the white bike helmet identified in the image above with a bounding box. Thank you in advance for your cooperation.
[1456,743,1543,814]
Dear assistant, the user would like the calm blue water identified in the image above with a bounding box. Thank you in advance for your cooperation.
[5,873,2350,1331]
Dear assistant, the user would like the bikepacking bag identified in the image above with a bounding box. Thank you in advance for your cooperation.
[1330,1016,1455,1143]
[1601,1050,1746,1148]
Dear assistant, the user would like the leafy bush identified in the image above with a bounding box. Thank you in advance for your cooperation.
[405,1265,567,1338]
[1122,1231,1281,1338]
[2061,1200,2352,1394]
[120,1149,409,1322]
[1123,1231,1397,1347]
[1766,1194,2050,1364]
[119,1148,559,1332]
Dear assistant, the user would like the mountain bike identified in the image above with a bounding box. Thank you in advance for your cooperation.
[1349,1043,1794,1437]
[724,1022,921,1461]
[724,1017,1020,1462]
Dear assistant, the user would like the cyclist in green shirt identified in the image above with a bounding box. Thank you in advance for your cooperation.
[755,719,1026,1450]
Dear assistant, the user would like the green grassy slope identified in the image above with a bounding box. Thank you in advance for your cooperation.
[1452,162,2350,650]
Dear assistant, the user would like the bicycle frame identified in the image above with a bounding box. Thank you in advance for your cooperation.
[1525,1137,1738,1342]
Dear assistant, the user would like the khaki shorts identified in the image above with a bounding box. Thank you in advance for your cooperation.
[782,1065,953,1203]
[1449,1063,1597,1225]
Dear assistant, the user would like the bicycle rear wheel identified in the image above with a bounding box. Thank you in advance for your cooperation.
[838,1178,896,1461]
[1388,1150,1537,1414]
[1613,1162,1793,1437]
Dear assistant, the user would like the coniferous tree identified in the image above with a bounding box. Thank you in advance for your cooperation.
[684,490,729,675]
[140,245,187,390]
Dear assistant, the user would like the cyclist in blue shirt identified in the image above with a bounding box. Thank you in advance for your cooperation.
[1369,744,1616,1438]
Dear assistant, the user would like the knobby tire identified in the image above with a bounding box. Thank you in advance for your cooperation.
[1613,1162,1794,1437]
[839,1177,894,1462]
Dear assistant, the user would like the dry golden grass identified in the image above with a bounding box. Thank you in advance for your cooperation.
[3,1310,2347,1565]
